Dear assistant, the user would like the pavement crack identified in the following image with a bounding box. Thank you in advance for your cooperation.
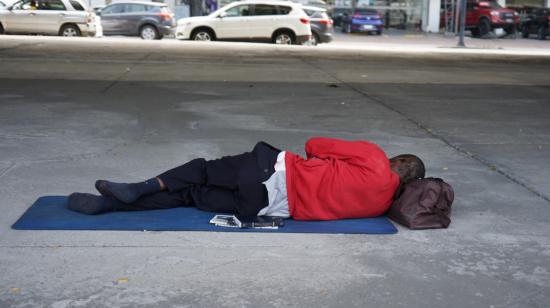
[296,55,550,205]
[0,161,17,179]
[101,52,152,94]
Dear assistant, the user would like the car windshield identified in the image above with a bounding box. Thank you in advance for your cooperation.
[304,8,324,16]
[354,9,378,15]
[478,1,502,9]
[489,1,502,8]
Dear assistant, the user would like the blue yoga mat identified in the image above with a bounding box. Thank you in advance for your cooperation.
[12,196,397,234]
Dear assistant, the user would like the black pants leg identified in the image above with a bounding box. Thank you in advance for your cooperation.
[114,142,280,215]
[114,187,238,214]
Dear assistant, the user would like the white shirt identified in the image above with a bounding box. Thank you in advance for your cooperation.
[257,151,290,217]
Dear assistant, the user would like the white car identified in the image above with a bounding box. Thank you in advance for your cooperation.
[176,0,311,45]
[0,0,95,36]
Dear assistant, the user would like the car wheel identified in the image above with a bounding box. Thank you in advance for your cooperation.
[140,25,159,40]
[192,29,215,41]
[470,28,480,37]
[521,24,529,38]
[537,26,548,40]
[375,30,382,35]
[273,31,295,45]
[60,24,81,37]
[310,32,320,46]
[478,18,491,37]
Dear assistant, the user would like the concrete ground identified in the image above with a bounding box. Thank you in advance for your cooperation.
[0,36,549,307]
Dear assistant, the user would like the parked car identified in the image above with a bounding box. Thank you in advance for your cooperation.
[175,0,311,45]
[341,9,384,35]
[294,0,327,10]
[0,0,95,36]
[465,0,519,37]
[303,5,332,45]
[96,1,175,40]
[440,0,520,37]
[521,7,549,40]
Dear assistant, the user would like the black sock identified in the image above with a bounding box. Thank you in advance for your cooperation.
[95,178,161,204]
[68,193,123,215]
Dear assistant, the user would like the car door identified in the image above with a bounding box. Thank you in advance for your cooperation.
[466,1,479,26]
[120,3,146,35]
[2,0,39,33]
[248,4,278,39]
[100,3,124,34]
[34,0,69,35]
[213,4,252,39]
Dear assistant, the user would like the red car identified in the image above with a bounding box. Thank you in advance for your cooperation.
[441,0,520,37]
[466,0,519,37]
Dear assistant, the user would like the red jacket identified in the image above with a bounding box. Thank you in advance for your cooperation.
[285,137,399,220]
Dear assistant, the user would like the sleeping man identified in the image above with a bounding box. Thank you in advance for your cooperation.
[68,137,425,220]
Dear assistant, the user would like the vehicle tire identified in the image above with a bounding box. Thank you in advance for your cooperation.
[273,30,295,45]
[59,24,81,37]
[505,26,517,38]
[0,23,4,35]
[191,28,215,41]
[140,24,159,40]
[470,28,480,37]
[478,18,491,38]
[311,32,320,46]
[375,30,382,35]
[537,26,548,40]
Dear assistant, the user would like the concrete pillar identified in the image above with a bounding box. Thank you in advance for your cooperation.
[423,0,441,32]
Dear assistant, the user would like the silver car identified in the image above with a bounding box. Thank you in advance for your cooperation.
[97,1,176,40]
[0,0,96,36]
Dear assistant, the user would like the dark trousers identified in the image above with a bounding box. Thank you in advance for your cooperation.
[116,142,281,216]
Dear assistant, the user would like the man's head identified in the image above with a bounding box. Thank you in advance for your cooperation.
[389,154,425,184]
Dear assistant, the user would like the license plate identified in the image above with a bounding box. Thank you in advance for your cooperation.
[506,19,513,23]
[362,25,374,30]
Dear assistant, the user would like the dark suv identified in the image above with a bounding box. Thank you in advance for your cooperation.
[97,1,176,40]
[303,5,333,45]
[521,8,549,40]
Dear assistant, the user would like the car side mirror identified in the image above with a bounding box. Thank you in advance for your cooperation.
[218,11,227,18]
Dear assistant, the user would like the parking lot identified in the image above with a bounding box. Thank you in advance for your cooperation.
[0,35,550,307]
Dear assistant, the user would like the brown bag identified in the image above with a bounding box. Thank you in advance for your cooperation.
[388,178,454,230]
